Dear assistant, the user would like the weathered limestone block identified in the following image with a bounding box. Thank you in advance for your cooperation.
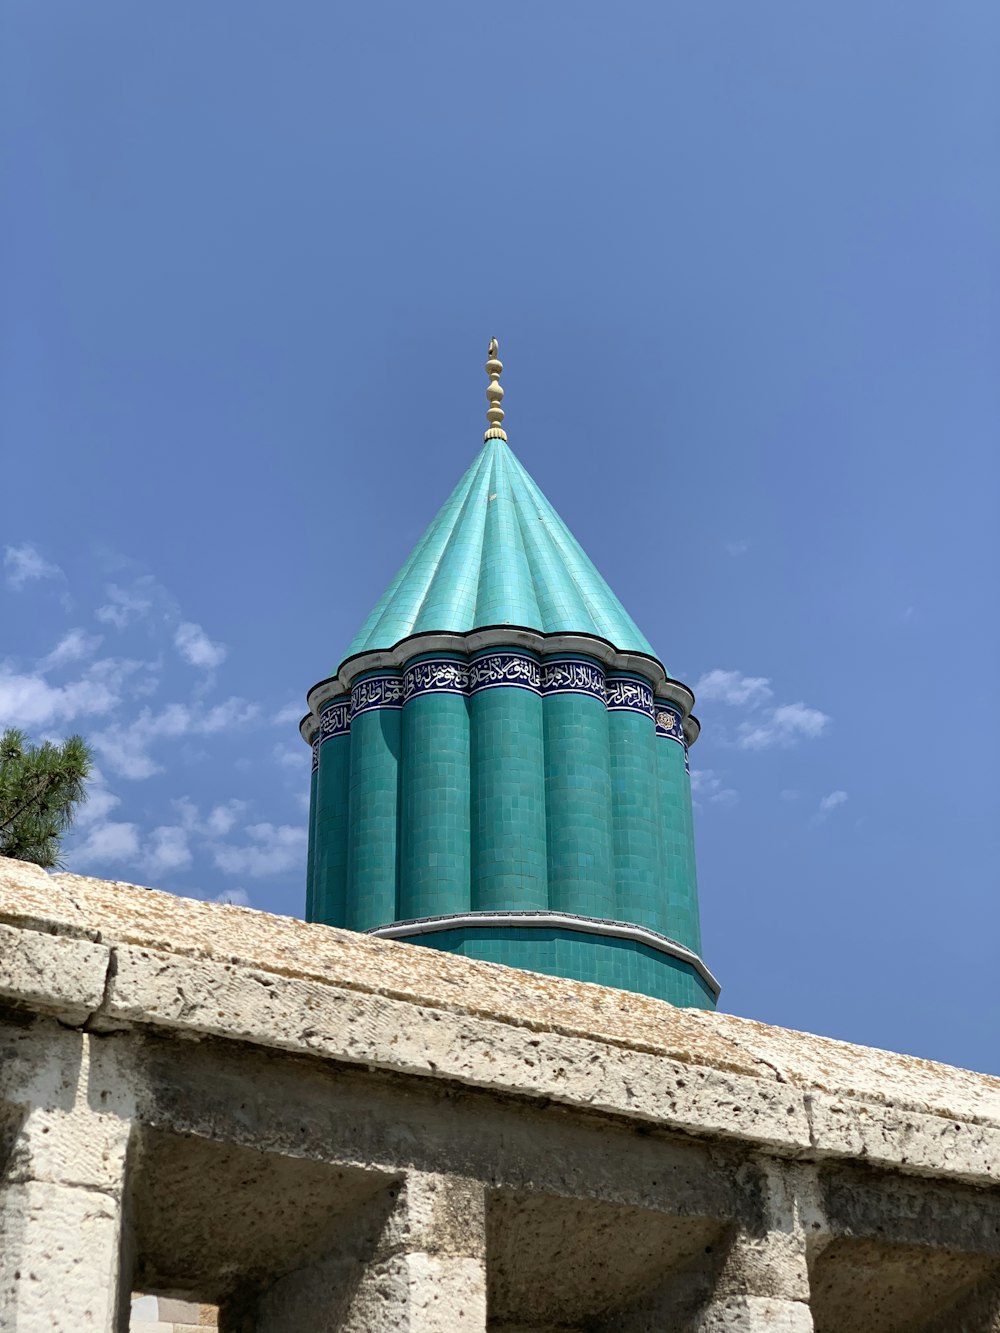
[615,1160,820,1333]
[236,1172,487,1333]
[0,1023,135,1333]
[106,942,812,1153]
[921,1271,1000,1332]
[0,919,110,1023]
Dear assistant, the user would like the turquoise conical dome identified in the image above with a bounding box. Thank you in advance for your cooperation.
[302,343,715,1011]
[344,438,655,662]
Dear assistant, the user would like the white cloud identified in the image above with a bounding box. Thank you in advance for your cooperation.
[96,582,153,628]
[70,821,141,869]
[213,823,307,878]
[695,669,773,709]
[737,702,830,751]
[173,796,246,838]
[213,887,251,907]
[143,825,193,876]
[75,769,121,828]
[272,702,304,726]
[40,629,104,670]
[174,622,227,670]
[725,539,750,557]
[91,697,259,779]
[4,544,63,590]
[690,768,739,806]
[0,666,123,730]
[819,790,848,813]
[274,742,307,769]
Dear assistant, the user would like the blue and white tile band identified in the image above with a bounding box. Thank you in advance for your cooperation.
[540,657,607,703]
[605,675,654,717]
[403,658,470,700]
[319,698,351,743]
[468,651,542,694]
[322,657,679,730]
[655,703,685,745]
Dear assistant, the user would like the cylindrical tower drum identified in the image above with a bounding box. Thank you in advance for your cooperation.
[345,672,402,931]
[655,700,702,954]
[399,655,472,921]
[541,656,614,919]
[313,696,351,927]
[606,673,665,935]
[469,649,547,911]
[305,731,319,920]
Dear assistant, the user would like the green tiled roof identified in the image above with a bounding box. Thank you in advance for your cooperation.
[343,439,657,662]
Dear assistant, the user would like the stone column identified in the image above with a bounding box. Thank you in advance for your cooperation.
[239,1171,486,1333]
[0,1023,136,1333]
[684,1160,819,1333]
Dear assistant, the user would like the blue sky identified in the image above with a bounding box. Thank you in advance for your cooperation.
[2,3,997,1071]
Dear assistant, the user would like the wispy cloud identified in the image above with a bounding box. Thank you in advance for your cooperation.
[690,768,739,806]
[273,742,307,770]
[0,662,131,730]
[4,544,63,591]
[810,789,849,827]
[819,790,848,813]
[96,581,154,628]
[737,702,830,750]
[695,667,830,752]
[272,702,304,726]
[40,629,104,670]
[695,669,773,708]
[91,698,259,779]
[213,887,251,907]
[213,822,307,878]
[725,539,750,557]
[174,621,227,670]
[72,820,141,869]
[75,768,122,828]
[143,824,193,876]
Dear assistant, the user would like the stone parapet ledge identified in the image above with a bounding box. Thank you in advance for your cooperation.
[2,858,1000,1186]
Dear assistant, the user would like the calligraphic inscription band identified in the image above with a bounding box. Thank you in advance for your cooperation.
[540,657,606,704]
[467,652,542,695]
[311,739,320,773]
[605,675,654,717]
[403,658,470,702]
[320,698,351,743]
[350,674,404,718]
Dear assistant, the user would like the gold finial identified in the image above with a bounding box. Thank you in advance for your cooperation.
[484,337,507,442]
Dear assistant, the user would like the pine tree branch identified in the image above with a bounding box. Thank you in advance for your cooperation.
[0,772,58,835]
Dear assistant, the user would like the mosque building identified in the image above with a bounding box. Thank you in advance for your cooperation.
[299,341,718,1009]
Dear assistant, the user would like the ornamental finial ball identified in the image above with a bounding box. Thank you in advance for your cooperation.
[484,337,507,442]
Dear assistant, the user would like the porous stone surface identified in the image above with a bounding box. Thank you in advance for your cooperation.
[1,857,999,1332]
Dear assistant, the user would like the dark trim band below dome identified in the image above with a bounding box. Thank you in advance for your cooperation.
[302,626,700,746]
[365,909,721,998]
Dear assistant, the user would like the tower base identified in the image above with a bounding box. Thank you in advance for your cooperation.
[366,910,719,1010]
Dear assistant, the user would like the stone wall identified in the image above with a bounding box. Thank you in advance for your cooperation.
[2,856,1000,1331]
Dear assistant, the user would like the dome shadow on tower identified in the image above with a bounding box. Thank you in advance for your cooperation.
[300,341,718,1009]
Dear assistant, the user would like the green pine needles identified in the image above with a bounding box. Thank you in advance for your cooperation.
[0,729,93,869]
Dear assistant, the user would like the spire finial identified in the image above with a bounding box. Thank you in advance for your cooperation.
[484,337,507,442]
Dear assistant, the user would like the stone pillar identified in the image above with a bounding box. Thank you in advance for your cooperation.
[243,1171,487,1333]
[684,1160,819,1333]
[0,1024,135,1333]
